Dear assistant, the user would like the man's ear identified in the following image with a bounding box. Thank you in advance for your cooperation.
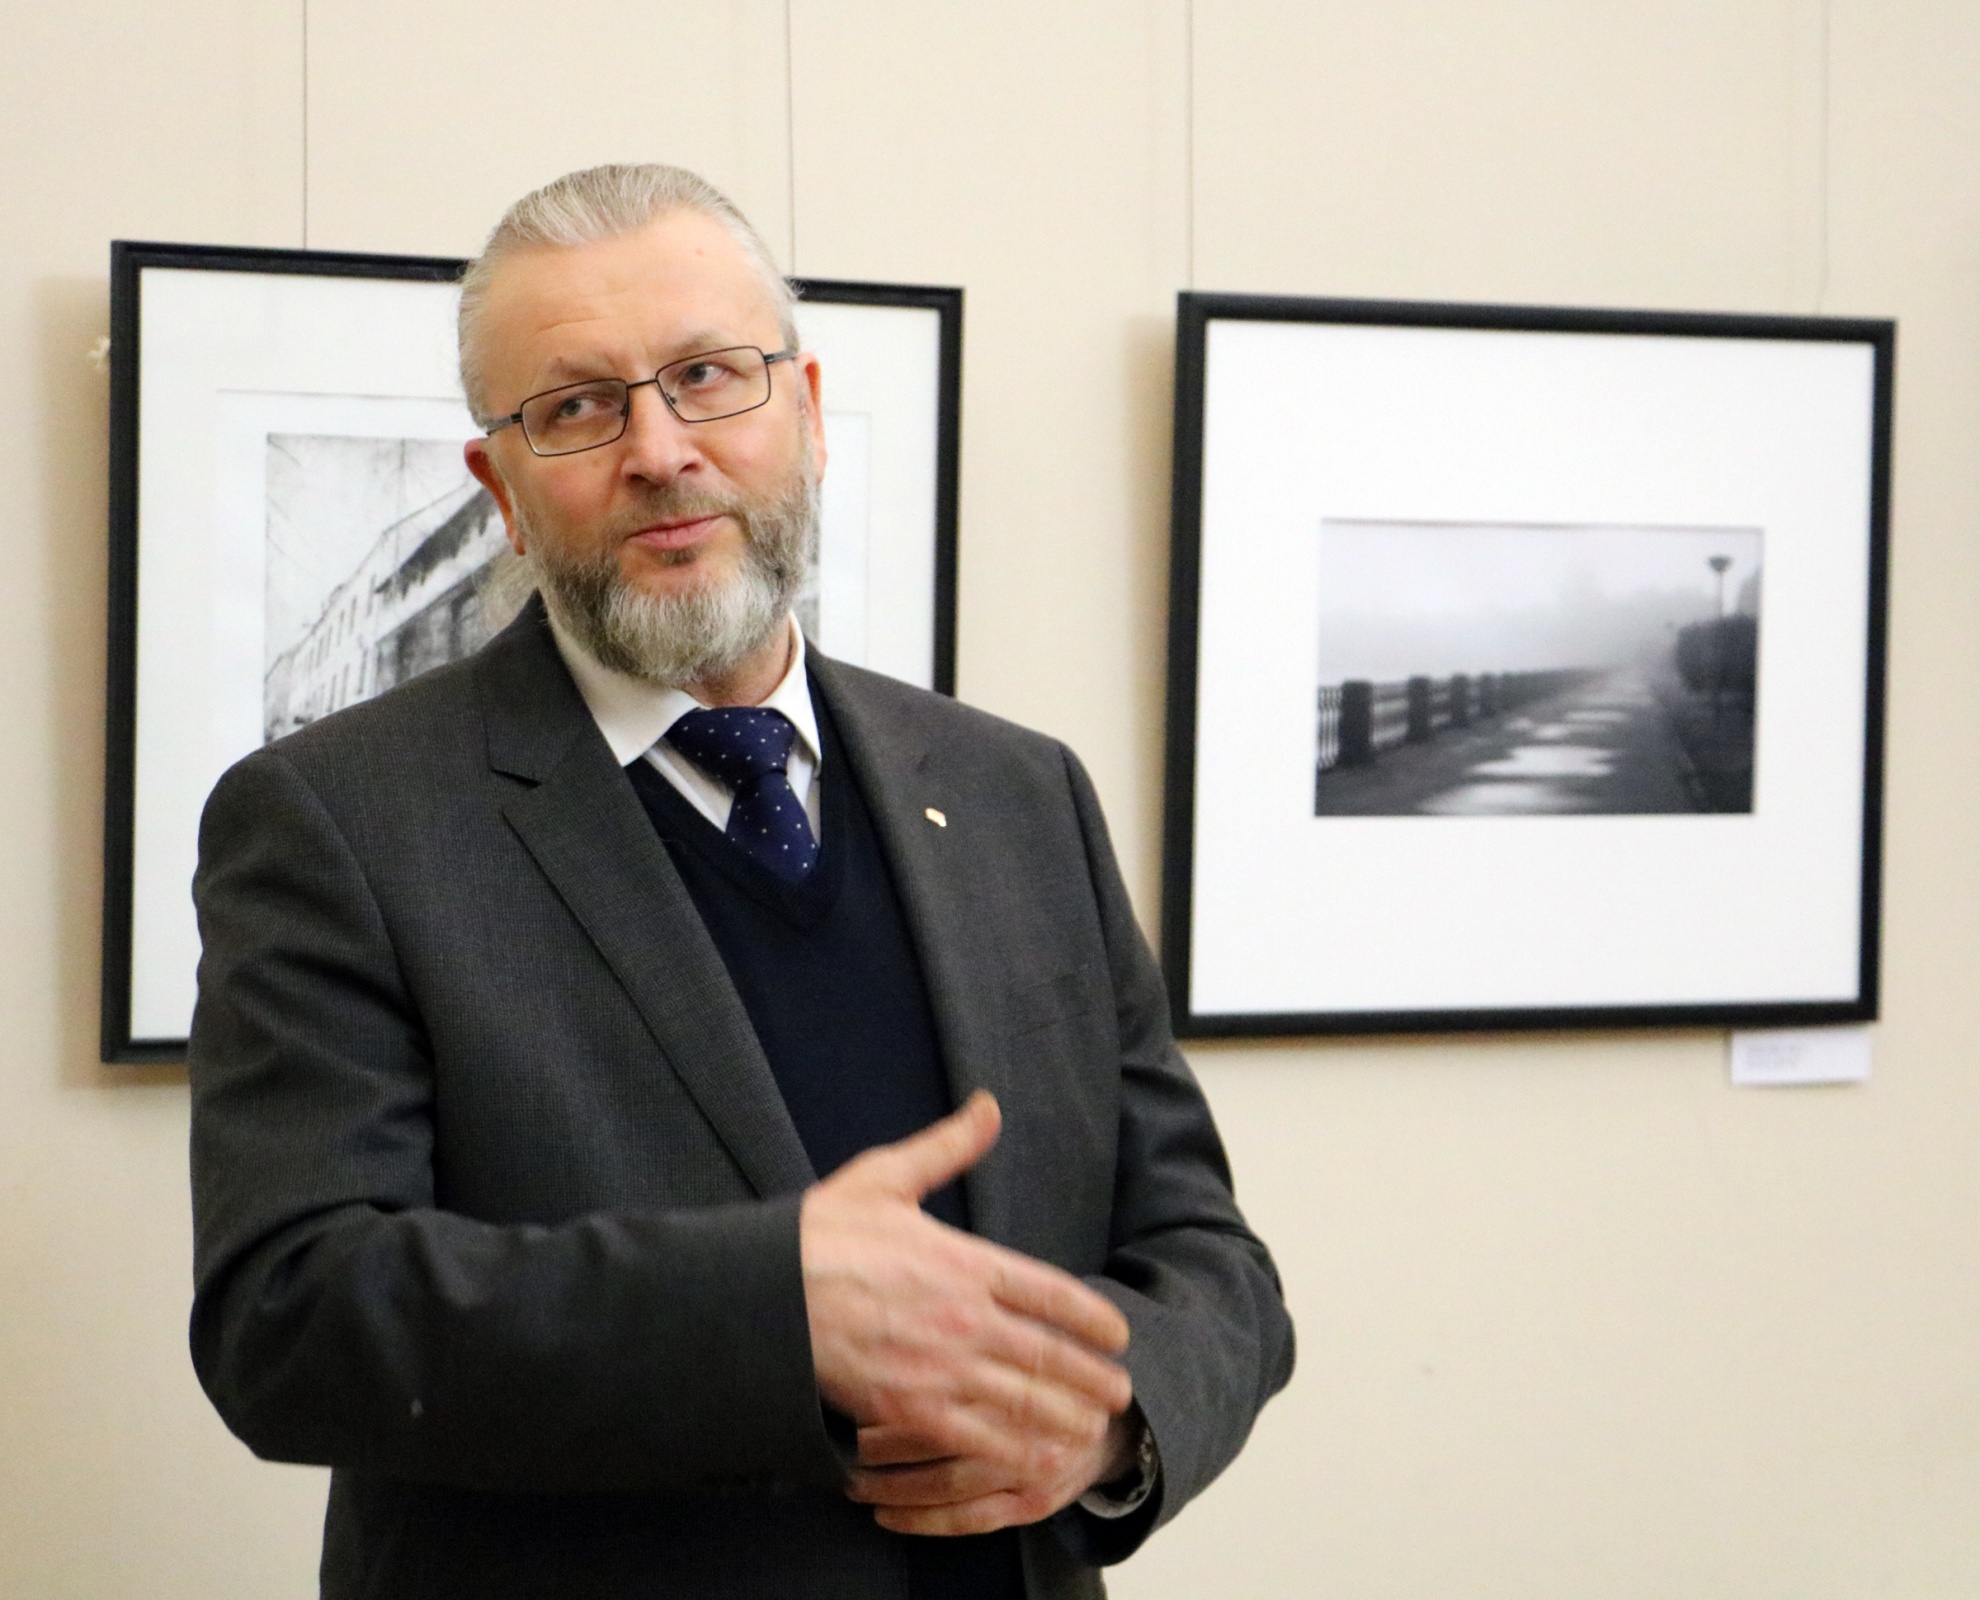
[465,438,526,555]
[797,352,828,482]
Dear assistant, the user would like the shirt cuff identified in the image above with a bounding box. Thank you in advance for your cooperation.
[1076,1412,1160,1519]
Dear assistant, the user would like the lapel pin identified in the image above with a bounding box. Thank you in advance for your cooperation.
[924,807,948,828]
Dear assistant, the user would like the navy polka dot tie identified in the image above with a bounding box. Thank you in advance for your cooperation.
[664,707,819,883]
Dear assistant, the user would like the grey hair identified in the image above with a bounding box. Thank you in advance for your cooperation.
[457,163,799,426]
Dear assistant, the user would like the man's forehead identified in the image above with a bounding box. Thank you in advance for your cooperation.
[479,212,781,373]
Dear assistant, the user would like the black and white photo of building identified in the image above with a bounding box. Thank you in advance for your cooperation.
[1313,519,1763,817]
[262,435,508,741]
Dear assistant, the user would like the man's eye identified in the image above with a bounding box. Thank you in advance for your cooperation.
[676,361,728,389]
[553,389,615,420]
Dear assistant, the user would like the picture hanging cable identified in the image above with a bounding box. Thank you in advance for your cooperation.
[784,0,799,275]
[300,0,310,250]
[1184,0,1196,290]
[1815,0,1831,314]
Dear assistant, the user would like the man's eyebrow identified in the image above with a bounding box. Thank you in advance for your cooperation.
[661,329,750,361]
[536,353,618,385]
[534,331,759,387]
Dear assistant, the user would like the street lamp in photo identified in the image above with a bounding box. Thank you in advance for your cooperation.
[1707,554,1733,723]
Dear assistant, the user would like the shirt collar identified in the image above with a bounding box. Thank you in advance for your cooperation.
[546,608,820,769]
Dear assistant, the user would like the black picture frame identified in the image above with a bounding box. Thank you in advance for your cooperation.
[791,277,964,700]
[102,241,962,1061]
[1161,291,1893,1039]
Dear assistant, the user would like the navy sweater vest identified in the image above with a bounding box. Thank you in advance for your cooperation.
[624,684,1022,1600]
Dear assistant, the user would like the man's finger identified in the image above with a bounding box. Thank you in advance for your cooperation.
[947,1350,1127,1449]
[849,1455,1001,1507]
[961,1308,1135,1417]
[873,1492,1031,1538]
[859,1348,1122,1478]
[856,1426,950,1468]
[867,1387,1068,1479]
[983,1249,1131,1356]
[840,1090,1001,1202]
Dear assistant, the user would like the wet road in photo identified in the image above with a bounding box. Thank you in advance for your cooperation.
[1313,668,1700,816]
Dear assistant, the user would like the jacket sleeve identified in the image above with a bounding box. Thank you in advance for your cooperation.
[1050,746,1296,1565]
[187,747,847,1496]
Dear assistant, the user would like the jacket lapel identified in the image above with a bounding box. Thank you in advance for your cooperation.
[475,605,815,1199]
[811,656,1017,1245]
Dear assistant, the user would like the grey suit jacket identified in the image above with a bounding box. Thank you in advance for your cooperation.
[188,601,1293,1600]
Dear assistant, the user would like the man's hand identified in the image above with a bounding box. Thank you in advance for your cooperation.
[847,1405,1141,1535]
[800,1092,1134,1530]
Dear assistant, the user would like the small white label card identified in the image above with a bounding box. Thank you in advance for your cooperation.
[1729,1025,1873,1087]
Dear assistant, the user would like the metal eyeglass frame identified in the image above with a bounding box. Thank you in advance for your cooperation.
[484,345,800,457]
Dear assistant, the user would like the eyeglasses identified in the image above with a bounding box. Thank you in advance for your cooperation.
[485,345,798,457]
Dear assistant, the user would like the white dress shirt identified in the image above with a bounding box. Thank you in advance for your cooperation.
[547,611,822,836]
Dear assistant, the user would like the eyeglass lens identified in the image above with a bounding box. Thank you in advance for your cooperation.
[517,346,775,455]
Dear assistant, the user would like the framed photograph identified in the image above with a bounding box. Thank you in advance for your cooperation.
[102,240,962,1061]
[1161,292,1892,1038]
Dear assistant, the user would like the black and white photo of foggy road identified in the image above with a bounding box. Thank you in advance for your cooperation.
[1313,519,1762,816]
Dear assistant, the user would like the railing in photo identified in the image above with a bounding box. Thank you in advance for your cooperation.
[1315,684,1343,770]
[1315,668,1596,776]
[1371,680,1411,753]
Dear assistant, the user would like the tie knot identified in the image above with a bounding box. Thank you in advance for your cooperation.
[665,706,801,786]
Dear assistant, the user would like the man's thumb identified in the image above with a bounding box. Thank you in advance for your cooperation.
[859,1090,1001,1200]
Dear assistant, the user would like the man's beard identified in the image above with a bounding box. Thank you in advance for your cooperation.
[522,468,818,689]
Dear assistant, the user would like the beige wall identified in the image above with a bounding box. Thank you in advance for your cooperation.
[3,2,1976,1594]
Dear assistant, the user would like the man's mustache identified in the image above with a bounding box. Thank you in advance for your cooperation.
[607,489,751,540]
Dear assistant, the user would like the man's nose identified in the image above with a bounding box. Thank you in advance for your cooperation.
[616,381,704,481]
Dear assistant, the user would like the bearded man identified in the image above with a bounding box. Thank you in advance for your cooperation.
[187,164,1293,1600]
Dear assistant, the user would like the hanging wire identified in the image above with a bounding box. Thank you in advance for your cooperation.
[1814,0,1831,313]
[784,0,799,273]
[1184,0,1196,289]
[300,0,311,248]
